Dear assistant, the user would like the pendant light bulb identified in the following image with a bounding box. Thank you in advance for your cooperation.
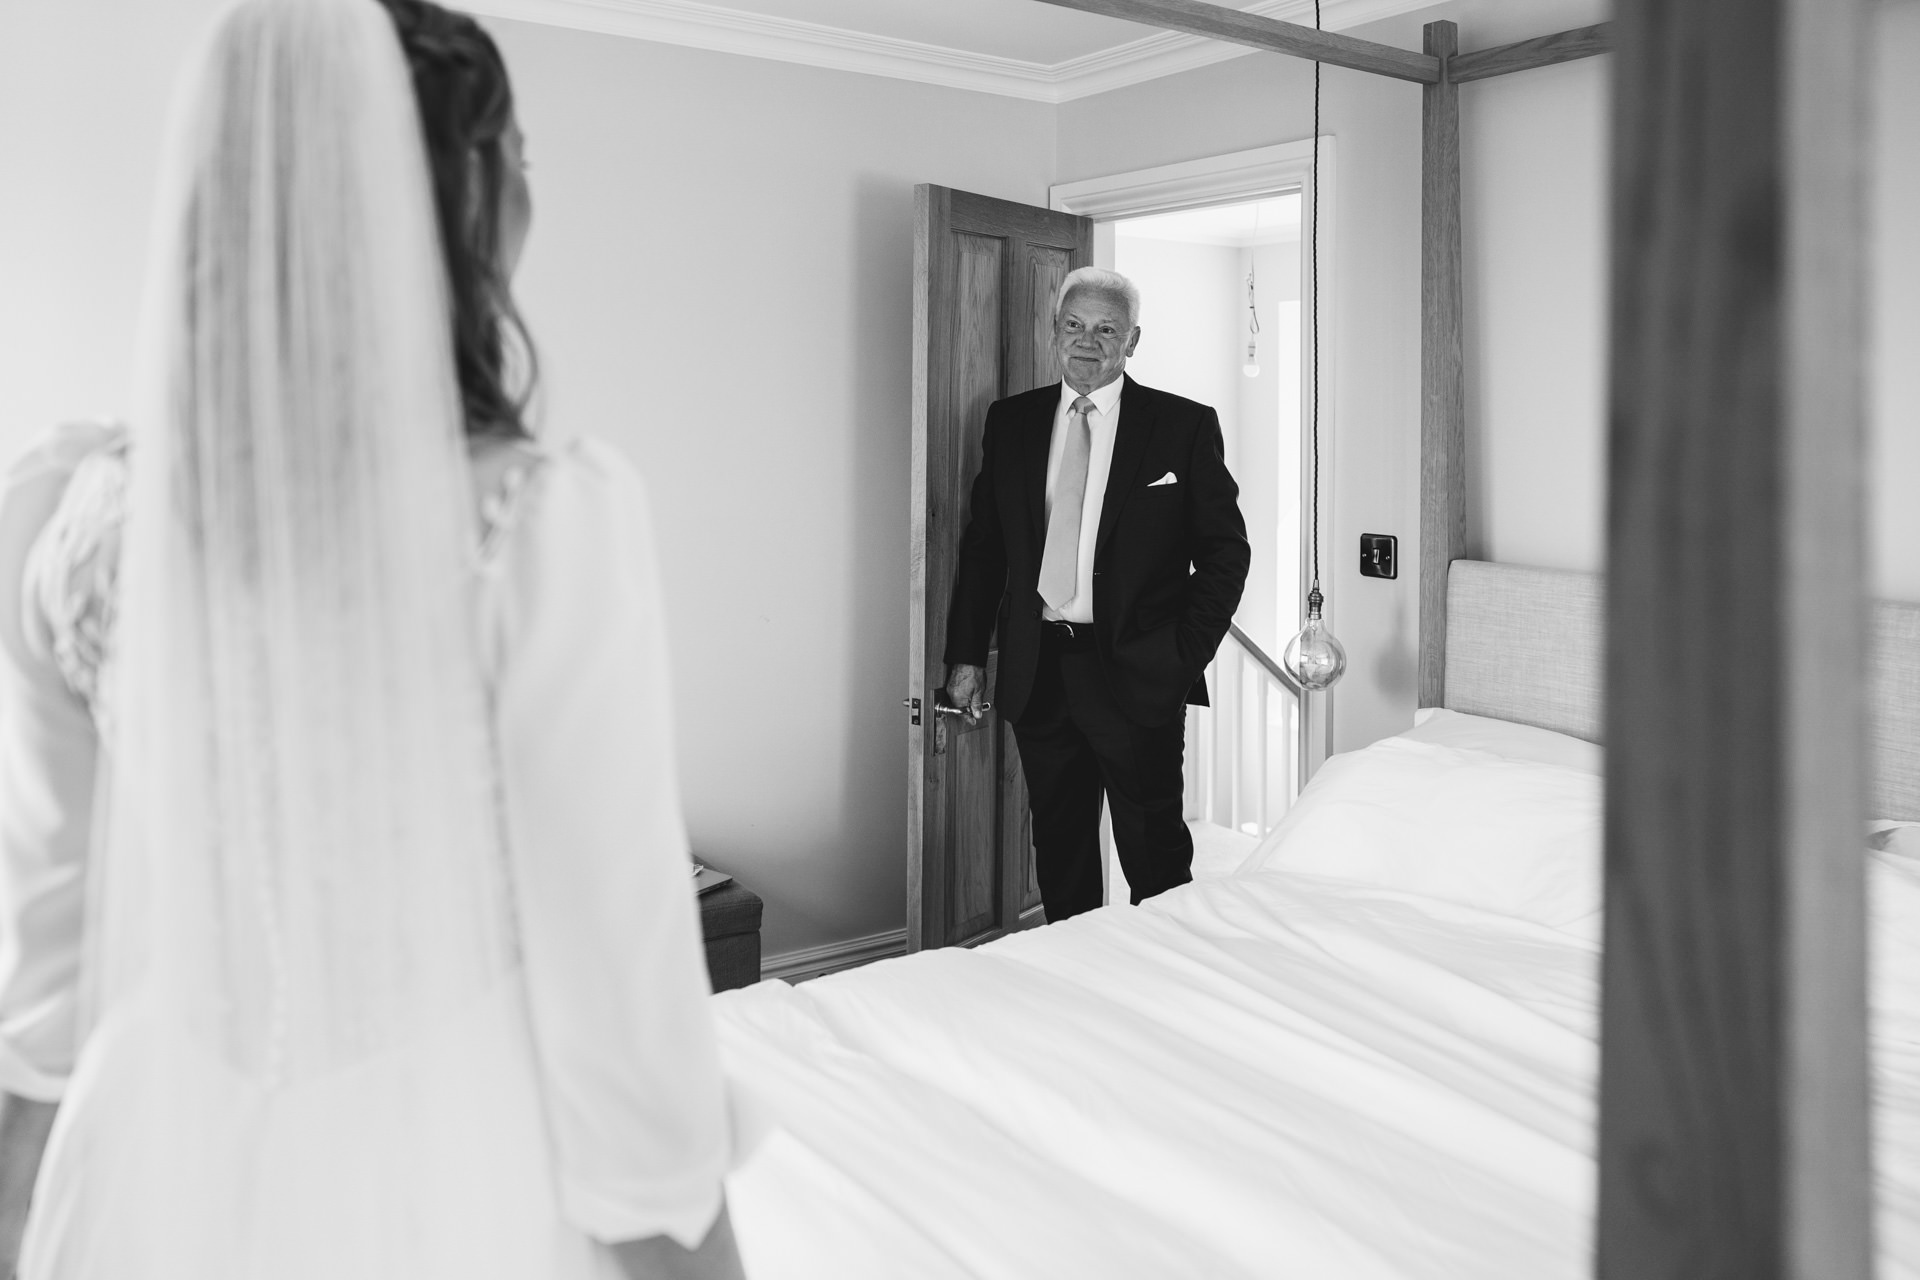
[1282,587,1347,691]
[1242,339,1260,379]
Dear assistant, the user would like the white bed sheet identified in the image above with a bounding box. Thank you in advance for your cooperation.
[1188,818,1260,880]
[720,885,1599,1275]
[716,733,1920,1279]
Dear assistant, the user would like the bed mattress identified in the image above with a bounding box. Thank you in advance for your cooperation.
[715,722,1920,1279]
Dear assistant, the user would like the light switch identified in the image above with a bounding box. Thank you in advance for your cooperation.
[1360,533,1397,580]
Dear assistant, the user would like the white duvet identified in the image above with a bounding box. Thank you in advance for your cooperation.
[716,718,1920,1279]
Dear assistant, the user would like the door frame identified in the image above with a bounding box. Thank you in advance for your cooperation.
[1048,138,1339,778]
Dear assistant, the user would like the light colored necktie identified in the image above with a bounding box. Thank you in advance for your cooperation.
[1039,396,1095,611]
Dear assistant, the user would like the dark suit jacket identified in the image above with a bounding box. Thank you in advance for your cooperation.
[944,375,1251,728]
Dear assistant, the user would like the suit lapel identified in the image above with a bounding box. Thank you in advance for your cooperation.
[1023,385,1055,547]
[1094,375,1155,561]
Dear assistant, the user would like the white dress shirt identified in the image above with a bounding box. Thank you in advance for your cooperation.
[1041,374,1124,625]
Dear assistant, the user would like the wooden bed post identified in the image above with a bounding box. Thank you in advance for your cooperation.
[1418,19,1464,709]
[1597,1,1873,1276]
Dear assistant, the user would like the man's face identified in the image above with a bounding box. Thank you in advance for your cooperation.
[1052,288,1140,394]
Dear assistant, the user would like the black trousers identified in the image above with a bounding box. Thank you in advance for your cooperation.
[1010,624,1193,924]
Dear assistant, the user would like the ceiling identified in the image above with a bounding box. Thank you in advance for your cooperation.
[649,0,1190,64]
[461,0,1448,102]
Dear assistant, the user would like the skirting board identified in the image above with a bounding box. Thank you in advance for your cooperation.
[760,928,909,985]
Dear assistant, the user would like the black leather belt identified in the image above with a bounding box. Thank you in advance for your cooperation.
[1041,619,1096,651]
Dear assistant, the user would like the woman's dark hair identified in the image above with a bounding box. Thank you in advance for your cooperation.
[378,0,537,439]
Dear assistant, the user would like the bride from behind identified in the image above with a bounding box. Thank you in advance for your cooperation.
[0,1,746,1275]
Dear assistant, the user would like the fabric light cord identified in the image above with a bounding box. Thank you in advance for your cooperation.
[1310,0,1323,598]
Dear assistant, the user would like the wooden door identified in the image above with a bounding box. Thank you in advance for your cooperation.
[907,186,1093,952]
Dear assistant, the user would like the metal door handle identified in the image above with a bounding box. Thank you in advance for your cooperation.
[904,695,993,722]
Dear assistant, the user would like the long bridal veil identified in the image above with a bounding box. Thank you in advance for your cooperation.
[94,0,513,1073]
[22,1,568,1274]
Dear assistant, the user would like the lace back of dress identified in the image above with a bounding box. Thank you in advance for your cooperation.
[24,436,130,720]
[88,0,513,1085]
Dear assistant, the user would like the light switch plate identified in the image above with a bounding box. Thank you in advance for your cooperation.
[1360,533,1398,580]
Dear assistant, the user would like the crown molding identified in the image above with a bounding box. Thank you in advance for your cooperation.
[459,0,1439,103]
[1043,0,1436,99]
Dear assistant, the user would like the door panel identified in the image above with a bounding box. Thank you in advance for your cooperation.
[1025,245,1073,392]
[908,185,1093,952]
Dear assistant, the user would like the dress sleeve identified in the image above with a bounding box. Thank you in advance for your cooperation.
[0,424,119,1102]
[491,437,731,1249]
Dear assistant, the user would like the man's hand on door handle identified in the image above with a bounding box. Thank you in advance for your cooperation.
[944,663,988,726]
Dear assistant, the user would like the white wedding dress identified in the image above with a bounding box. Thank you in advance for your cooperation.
[0,425,733,1277]
[0,3,741,1272]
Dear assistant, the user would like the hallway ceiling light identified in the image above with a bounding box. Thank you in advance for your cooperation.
[1243,260,1262,378]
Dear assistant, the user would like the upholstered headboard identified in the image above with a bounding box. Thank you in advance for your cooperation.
[1441,559,1920,823]
[1874,603,1920,824]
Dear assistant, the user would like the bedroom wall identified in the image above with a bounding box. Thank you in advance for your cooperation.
[0,0,223,440]
[481,24,1055,958]
[1463,0,1920,603]
[1459,53,1606,575]
[0,2,1056,960]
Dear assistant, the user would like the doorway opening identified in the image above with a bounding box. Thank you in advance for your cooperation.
[1050,140,1331,906]
[1112,194,1303,663]
[1092,194,1306,903]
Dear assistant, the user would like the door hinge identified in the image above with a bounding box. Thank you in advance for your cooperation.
[903,697,922,726]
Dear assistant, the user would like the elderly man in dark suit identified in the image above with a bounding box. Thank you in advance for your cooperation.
[944,267,1250,924]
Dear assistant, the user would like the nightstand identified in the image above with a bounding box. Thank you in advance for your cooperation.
[698,875,763,993]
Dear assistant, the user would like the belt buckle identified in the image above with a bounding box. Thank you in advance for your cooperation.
[1053,619,1076,640]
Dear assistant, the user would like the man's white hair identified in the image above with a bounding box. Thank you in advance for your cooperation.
[1054,267,1142,329]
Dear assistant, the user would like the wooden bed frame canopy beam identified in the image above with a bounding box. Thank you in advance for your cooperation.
[1418,18,1463,710]
[1599,4,1872,1275]
[1448,21,1613,83]
[1031,0,1613,87]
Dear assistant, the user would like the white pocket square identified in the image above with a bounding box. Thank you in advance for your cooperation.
[1148,471,1178,487]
